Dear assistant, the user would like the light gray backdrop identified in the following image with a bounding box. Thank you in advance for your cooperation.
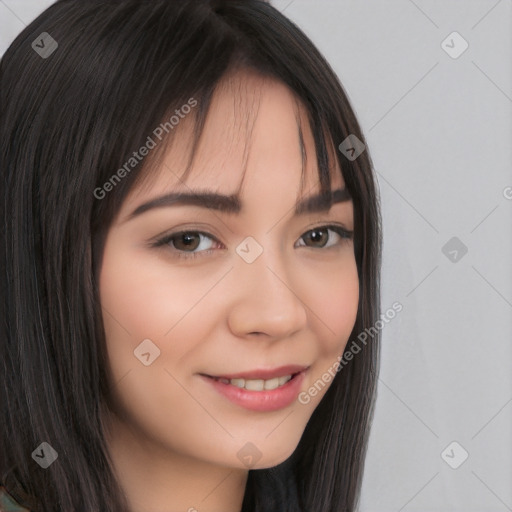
[1,1,511,511]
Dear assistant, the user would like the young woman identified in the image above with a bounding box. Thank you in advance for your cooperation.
[0,1,382,510]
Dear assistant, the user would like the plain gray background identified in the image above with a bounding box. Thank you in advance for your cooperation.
[1,1,511,511]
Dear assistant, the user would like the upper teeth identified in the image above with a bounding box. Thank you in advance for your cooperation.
[218,375,293,391]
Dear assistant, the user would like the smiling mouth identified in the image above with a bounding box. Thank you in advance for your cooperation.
[200,365,309,412]
[201,364,308,392]
[209,374,295,391]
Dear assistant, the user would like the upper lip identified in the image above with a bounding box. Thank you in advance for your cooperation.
[204,364,309,380]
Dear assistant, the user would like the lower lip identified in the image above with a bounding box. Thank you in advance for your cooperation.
[202,371,306,412]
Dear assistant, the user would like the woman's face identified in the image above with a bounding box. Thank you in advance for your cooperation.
[99,71,359,470]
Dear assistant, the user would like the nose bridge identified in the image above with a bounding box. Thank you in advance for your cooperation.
[227,238,308,338]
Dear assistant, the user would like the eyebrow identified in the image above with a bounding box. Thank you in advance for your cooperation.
[125,187,351,221]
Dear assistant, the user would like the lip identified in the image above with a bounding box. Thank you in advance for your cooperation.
[200,367,308,412]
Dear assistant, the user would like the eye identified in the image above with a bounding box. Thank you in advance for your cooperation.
[150,224,353,260]
[151,230,222,259]
[295,225,353,249]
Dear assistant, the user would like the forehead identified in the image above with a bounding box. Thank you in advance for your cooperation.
[126,69,344,206]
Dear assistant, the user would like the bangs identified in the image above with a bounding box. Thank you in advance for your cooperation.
[128,63,339,205]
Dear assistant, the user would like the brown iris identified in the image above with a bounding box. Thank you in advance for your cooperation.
[303,228,329,247]
[172,232,201,251]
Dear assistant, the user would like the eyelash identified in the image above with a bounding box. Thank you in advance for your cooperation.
[150,224,354,261]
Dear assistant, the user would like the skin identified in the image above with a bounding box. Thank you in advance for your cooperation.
[99,70,359,512]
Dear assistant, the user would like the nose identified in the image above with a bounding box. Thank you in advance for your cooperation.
[226,252,308,340]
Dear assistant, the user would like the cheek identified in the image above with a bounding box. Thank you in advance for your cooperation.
[98,241,236,460]
[299,253,359,405]
[99,246,191,337]
[98,239,222,357]
[309,253,359,351]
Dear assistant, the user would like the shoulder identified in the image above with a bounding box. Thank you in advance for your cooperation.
[0,486,31,512]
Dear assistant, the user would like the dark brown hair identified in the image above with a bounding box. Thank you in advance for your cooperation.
[0,1,381,510]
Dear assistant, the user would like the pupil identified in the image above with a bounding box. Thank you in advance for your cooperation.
[176,232,199,250]
[309,229,326,246]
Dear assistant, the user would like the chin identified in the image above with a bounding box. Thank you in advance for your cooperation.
[246,437,302,470]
